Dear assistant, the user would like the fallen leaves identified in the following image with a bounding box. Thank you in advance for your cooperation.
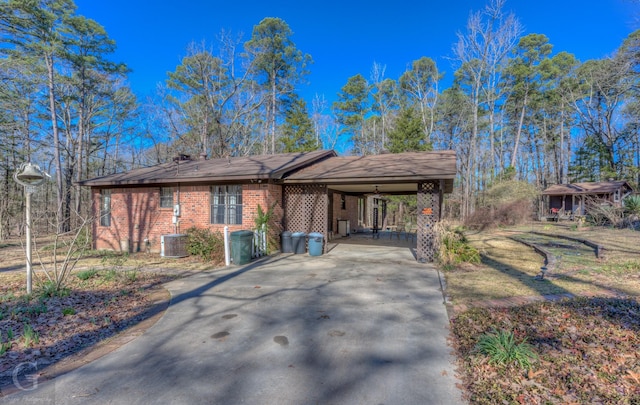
[451,297,640,404]
[0,270,173,389]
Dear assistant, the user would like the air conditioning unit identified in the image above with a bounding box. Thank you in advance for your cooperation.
[161,234,188,258]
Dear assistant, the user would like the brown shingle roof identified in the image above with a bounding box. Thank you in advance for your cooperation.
[78,150,336,186]
[284,150,457,192]
[542,181,633,195]
[285,151,456,178]
[78,149,458,193]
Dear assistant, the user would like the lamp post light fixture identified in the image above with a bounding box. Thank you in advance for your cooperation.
[14,162,48,294]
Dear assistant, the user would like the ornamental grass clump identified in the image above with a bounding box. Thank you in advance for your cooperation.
[435,222,481,266]
[475,329,537,370]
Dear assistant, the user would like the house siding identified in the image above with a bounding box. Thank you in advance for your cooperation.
[92,183,284,253]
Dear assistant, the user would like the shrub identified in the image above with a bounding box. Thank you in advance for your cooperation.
[38,280,70,299]
[465,179,537,230]
[186,227,225,262]
[624,195,640,228]
[466,198,534,230]
[475,329,537,369]
[435,222,481,266]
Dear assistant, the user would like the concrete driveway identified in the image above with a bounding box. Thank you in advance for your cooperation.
[7,244,465,404]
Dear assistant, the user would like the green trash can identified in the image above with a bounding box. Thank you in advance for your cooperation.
[308,232,324,256]
[231,230,254,265]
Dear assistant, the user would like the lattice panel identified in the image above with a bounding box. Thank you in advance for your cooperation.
[417,181,440,262]
[284,185,329,237]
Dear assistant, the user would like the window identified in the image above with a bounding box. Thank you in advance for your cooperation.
[340,194,346,210]
[100,189,111,227]
[614,189,620,202]
[160,187,174,208]
[211,185,243,224]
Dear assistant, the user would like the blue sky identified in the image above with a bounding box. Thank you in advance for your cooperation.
[75,0,639,105]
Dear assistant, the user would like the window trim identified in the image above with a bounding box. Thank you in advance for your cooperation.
[160,187,174,209]
[100,189,111,227]
[210,185,243,225]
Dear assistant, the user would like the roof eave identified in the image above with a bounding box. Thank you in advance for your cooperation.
[79,174,273,187]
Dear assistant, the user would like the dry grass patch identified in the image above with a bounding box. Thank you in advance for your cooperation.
[445,231,561,306]
[445,225,640,308]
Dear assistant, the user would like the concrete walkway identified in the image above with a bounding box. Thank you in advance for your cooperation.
[7,244,465,404]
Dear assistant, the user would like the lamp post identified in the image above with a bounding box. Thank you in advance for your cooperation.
[14,162,47,294]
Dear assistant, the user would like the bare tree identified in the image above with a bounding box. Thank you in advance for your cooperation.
[451,0,522,218]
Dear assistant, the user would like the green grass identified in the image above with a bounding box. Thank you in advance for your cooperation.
[475,329,537,369]
[0,342,11,356]
[76,268,98,280]
[101,269,117,282]
[12,302,47,318]
[62,307,76,316]
[22,324,39,347]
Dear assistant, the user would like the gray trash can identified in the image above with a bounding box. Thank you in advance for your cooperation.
[231,230,254,265]
[281,231,293,253]
[308,232,324,256]
[291,232,306,254]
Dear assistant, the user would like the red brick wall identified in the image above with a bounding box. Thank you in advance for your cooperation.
[92,183,284,253]
[331,192,360,236]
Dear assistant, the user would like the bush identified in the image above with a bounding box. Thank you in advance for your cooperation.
[465,179,537,230]
[186,227,225,263]
[466,198,534,230]
[435,222,481,266]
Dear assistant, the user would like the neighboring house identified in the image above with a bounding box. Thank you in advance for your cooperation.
[78,149,456,262]
[541,180,635,219]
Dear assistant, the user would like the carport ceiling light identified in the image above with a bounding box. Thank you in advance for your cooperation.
[370,185,382,198]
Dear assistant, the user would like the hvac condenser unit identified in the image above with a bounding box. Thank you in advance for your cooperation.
[161,234,188,258]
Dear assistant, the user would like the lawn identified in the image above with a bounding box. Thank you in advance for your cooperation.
[447,223,640,404]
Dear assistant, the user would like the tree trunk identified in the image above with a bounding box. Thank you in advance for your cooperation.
[46,54,67,233]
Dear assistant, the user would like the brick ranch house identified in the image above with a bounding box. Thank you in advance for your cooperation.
[78,149,456,262]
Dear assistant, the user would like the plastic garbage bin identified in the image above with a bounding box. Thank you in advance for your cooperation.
[291,232,306,254]
[281,231,293,253]
[231,230,254,265]
[308,232,324,256]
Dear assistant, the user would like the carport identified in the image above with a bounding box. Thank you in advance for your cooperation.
[280,151,456,262]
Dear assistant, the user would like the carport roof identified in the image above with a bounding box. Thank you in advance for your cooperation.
[77,149,457,193]
[283,150,456,193]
